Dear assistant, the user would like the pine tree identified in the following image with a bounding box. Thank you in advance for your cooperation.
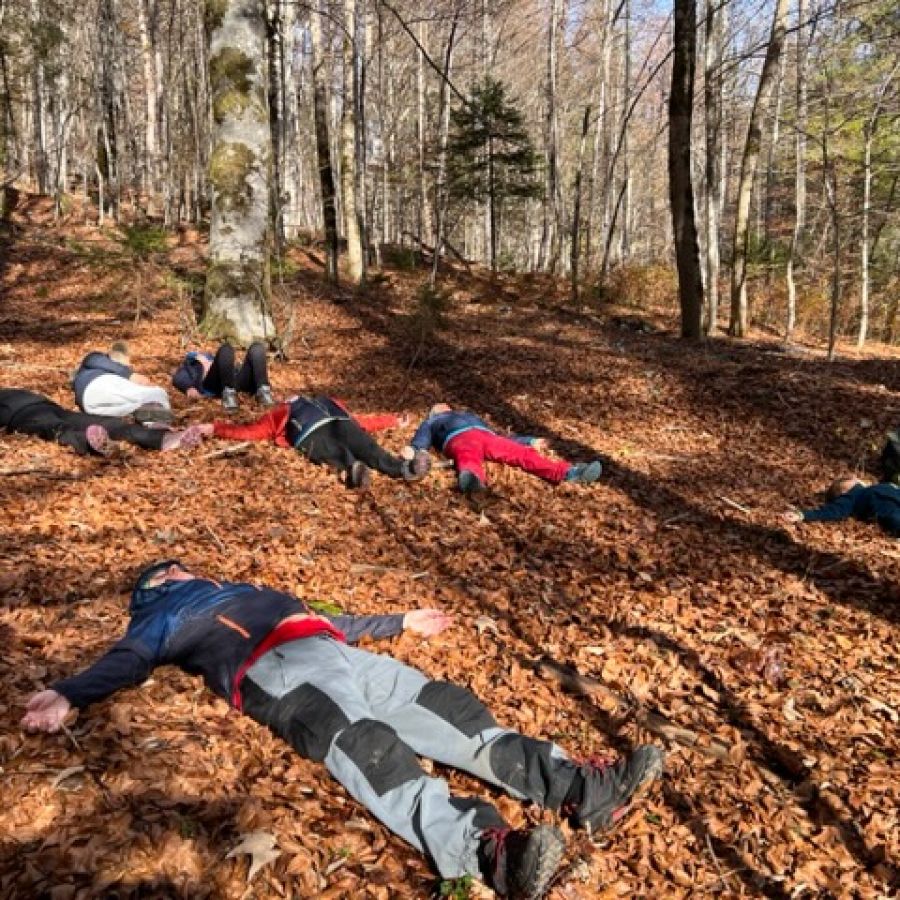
[447,78,540,271]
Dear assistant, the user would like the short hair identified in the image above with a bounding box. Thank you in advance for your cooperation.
[134,559,183,590]
[826,477,861,501]
[109,341,130,364]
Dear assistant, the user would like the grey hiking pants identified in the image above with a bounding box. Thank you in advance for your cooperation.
[239,636,579,879]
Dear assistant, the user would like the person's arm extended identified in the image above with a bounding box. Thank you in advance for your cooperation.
[22,643,154,732]
[802,492,858,523]
[354,412,401,433]
[213,406,285,442]
[324,608,453,643]
[409,418,434,451]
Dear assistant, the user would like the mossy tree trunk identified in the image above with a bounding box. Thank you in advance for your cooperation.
[202,0,275,347]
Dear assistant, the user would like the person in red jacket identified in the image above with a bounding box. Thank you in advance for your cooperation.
[199,395,429,489]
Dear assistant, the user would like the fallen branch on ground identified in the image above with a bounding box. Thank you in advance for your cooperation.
[536,657,732,762]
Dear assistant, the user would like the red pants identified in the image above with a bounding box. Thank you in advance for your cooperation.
[444,430,571,484]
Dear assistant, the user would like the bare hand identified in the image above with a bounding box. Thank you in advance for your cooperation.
[531,438,549,453]
[399,445,416,461]
[186,387,202,400]
[22,690,72,733]
[783,509,803,524]
[197,423,215,437]
[397,413,412,428]
[403,609,454,637]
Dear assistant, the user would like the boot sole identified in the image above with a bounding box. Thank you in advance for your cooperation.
[512,825,566,900]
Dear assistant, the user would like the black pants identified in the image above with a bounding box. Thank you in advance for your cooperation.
[201,342,269,396]
[298,419,404,478]
[0,390,164,455]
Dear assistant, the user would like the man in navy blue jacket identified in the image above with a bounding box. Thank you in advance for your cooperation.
[786,477,900,536]
[22,561,664,899]
[407,403,603,494]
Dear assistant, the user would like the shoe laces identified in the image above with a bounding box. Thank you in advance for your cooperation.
[480,826,510,880]
[561,755,615,816]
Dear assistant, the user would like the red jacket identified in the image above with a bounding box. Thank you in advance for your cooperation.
[213,399,400,448]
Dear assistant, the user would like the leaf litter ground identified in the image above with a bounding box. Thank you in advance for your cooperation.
[0,197,897,899]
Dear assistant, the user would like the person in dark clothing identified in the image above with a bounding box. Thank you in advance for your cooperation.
[0,389,203,455]
[198,395,429,489]
[22,561,665,899]
[407,403,603,494]
[880,430,900,485]
[172,342,275,412]
[785,477,900,536]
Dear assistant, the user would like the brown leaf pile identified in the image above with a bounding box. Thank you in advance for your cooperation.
[0,196,897,899]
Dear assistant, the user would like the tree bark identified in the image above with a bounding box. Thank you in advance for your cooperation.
[729,0,790,337]
[340,0,364,283]
[202,0,275,345]
[309,0,339,282]
[669,0,704,340]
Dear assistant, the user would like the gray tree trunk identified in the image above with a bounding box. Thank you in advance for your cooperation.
[340,0,364,283]
[729,0,790,336]
[202,0,275,346]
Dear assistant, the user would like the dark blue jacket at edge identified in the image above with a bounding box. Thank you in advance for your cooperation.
[803,483,900,536]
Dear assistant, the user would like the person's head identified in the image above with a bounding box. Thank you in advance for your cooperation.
[429,402,452,417]
[826,476,864,500]
[109,341,130,366]
[130,559,195,614]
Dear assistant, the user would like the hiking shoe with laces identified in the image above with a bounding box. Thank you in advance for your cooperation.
[479,825,566,899]
[402,450,431,481]
[458,470,486,495]
[564,460,603,484]
[221,387,239,413]
[256,385,275,408]
[567,744,664,835]
[349,460,372,490]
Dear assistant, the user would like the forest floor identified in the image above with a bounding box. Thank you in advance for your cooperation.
[0,195,897,900]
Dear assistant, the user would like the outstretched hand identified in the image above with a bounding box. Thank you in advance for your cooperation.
[197,423,215,437]
[22,690,72,733]
[403,609,454,637]
[783,508,804,524]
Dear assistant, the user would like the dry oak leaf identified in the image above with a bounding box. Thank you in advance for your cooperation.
[226,830,282,882]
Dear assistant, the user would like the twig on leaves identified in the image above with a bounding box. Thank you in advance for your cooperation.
[718,495,752,514]
[201,442,252,461]
[205,523,227,553]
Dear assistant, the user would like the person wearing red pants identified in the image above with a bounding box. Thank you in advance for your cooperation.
[406,403,602,494]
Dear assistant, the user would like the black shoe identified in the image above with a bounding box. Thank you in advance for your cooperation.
[134,403,173,425]
[567,744,664,835]
[349,460,372,490]
[402,450,431,481]
[479,825,565,899]
[458,470,486,495]
[255,385,275,408]
[221,388,239,413]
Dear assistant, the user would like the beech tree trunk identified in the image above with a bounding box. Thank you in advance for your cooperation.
[340,0,364,283]
[669,0,704,339]
[729,0,790,337]
[202,0,275,345]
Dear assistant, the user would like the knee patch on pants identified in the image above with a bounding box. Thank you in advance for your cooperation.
[243,679,350,762]
[416,681,497,738]
[335,719,422,797]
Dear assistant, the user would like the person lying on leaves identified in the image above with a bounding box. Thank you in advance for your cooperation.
[784,476,900,537]
[404,403,603,495]
[22,561,665,900]
[172,341,276,413]
[197,394,429,489]
[72,341,172,424]
[0,388,204,456]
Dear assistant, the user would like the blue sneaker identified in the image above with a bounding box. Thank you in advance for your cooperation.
[564,460,603,484]
[458,470,486,495]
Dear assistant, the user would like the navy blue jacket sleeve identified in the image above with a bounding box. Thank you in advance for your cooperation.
[802,492,858,523]
[410,418,435,451]
[52,640,155,708]
[83,353,132,379]
[325,613,405,643]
